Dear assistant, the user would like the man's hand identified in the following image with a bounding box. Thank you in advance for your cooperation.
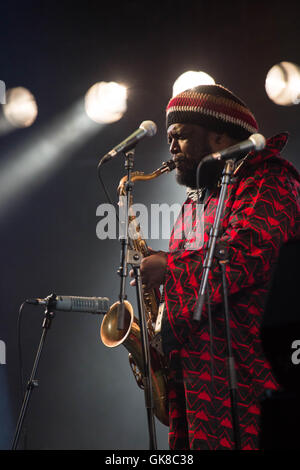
[130,247,167,290]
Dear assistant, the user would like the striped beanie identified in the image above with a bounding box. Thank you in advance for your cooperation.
[166,84,258,140]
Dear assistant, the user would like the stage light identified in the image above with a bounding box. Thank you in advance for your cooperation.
[85,81,127,123]
[3,87,38,127]
[172,70,215,96]
[265,62,300,106]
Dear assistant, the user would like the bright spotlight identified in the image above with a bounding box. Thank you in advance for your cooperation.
[85,81,127,123]
[265,62,300,106]
[3,87,38,127]
[172,70,215,96]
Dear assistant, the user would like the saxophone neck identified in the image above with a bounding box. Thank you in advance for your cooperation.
[118,160,175,195]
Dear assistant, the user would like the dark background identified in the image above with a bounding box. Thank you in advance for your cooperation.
[0,0,299,450]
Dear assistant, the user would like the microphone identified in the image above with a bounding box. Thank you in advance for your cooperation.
[202,133,266,162]
[99,120,157,167]
[26,295,110,315]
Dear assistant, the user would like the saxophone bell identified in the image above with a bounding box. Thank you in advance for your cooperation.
[100,300,134,348]
[100,300,169,426]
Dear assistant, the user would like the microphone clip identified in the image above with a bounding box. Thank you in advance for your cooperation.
[26,293,57,308]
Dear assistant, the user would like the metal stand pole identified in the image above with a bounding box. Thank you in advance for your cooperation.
[115,149,157,449]
[12,295,56,450]
[129,250,157,450]
[193,160,234,322]
[193,159,241,450]
[217,250,241,450]
[117,149,135,331]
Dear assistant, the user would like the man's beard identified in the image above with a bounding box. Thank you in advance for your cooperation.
[176,158,225,190]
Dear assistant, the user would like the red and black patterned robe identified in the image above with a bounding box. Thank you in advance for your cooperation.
[161,133,300,450]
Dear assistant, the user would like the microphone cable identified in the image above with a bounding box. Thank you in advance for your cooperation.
[17,302,27,400]
[97,160,120,224]
[16,300,29,449]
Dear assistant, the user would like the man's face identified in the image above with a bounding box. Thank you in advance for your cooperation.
[167,123,213,188]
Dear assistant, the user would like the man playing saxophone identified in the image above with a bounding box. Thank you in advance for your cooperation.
[131,84,300,450]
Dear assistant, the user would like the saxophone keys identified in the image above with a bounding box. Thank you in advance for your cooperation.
[128,353,144,389]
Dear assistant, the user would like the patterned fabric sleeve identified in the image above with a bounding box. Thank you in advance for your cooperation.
[162,161,300,355]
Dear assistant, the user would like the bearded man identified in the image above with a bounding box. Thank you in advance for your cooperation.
[135,84,300,450]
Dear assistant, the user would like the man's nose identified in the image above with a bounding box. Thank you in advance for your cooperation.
[169,138,179,154]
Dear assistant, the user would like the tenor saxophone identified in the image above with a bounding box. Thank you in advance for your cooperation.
[100,159,175,426]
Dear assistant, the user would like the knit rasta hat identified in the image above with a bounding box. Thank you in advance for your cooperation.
[166,84,258,140]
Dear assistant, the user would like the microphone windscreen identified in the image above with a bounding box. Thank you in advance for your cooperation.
[139,120,157,137]
[250,133,266,151]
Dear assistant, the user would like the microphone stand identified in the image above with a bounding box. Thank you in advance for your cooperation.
[193,159,241,450]
[117,148,134,331]
[128,250,157,450]
[116,148,157,450]
[12,294,56,450]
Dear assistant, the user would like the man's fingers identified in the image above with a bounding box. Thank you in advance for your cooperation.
[130,269,136,286]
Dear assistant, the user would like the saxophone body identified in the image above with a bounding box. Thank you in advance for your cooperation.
[100,160,175,427]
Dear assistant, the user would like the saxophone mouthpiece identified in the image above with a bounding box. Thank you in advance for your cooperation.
[160,160,176,173]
